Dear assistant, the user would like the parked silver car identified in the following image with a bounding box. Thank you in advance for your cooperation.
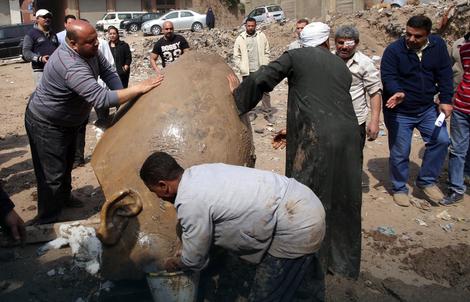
[141,10,206,36]
[243,5,286,23]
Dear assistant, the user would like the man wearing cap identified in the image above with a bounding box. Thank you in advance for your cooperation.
[22,9,59,84]
[228,22,362,280]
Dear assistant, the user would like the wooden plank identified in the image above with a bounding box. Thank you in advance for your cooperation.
[0,218,100,247]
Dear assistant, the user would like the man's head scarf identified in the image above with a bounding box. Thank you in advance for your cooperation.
[300,22,330,47]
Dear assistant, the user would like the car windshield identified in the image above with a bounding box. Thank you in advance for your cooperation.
[267,6,282,12]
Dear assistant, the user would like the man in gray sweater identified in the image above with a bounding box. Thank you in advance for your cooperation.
[25,20,163,224]
[140,151,326,301]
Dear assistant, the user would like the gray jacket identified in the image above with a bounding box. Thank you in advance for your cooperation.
[175,163,326,270]
[27,42,122,127]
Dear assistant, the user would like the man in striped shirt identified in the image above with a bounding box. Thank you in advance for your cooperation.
[25,20,163,224]
[442,32,470,205]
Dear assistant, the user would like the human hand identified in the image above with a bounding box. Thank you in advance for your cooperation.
[272,129,287,149]
[366,120,380,141]
[439,103,453,119]
[385,92,405,109]
[164,257,182,272]
[227,73,240,94]
[4,209,26,242]
[138,75,164,94]
[42,55,50,63]
[123,65,129,72]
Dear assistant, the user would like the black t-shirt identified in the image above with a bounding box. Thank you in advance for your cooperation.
[151,34,189,67]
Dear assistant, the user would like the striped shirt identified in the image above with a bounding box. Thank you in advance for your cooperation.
[454,40,470,114]
[27,42,122,127]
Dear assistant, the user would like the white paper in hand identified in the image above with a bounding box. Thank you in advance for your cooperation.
[435,112,446,127]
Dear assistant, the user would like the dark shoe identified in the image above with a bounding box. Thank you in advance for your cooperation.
[65,195,84,208]
[94,119,109,130]
[26,214,59,226]
[439,192,464,206]
[73,159,85,169]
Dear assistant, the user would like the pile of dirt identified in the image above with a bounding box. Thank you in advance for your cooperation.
[329,0,470,52]
[405,244,470,290]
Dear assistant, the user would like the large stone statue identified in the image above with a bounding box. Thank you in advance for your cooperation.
[92,52,255,279]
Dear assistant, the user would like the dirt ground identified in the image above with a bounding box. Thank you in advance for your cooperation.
[1,18,470,301]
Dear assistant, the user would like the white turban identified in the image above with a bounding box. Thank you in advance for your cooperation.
[300,22,331,48]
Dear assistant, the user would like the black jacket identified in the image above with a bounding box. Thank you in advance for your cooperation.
[109,40,132,77]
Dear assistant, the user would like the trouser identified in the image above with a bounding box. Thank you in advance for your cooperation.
[95,107,110,123]
[243,74,271,111]
[384,106,450,193]
[448,110,470,194]
[249,253,324,302]
[359,122,366,166]
[74,119,88,163]
[25,108,78,221]
[32,70,43,85]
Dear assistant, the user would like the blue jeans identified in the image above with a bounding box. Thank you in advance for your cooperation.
[384,106,450,194]
[448,110,470,194]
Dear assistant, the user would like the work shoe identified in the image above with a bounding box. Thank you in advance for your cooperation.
[65,195,84,208]
[393,193,410,207]
[419,185,444,204]
[439,192,464,206]
[73,159,85,169]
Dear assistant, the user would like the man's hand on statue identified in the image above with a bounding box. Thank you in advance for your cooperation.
[137,75,164,94]
[272,129,287,149]
[227,73,240,94]
[164,257,182,272]
[366,120,380,141]
[385,92,405,108]
[439,103,453,119]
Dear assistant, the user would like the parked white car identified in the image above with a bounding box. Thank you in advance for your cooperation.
[96,11,146,31]
[141,10,206,36]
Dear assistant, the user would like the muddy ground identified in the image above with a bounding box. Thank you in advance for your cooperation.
[1,6,470,301]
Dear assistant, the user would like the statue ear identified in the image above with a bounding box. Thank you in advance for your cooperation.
[97,189,143,245]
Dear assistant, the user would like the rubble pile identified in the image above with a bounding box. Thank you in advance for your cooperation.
[123,0,469,83]
[329,0,470,48]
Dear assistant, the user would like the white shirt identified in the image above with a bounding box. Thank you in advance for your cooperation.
[57,30,66,44]
[175,164,326,270]
[338,50,382,125]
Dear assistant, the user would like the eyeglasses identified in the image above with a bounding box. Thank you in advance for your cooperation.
[40,15,52,19]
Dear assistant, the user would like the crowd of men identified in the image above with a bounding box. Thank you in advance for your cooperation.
[1,7,469,301]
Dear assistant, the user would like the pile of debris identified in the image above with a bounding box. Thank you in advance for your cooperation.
[123,0,469,83]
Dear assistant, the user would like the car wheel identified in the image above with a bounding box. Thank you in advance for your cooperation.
[129,23,139,32]
[151,25,162,36]
[191,22,203,32]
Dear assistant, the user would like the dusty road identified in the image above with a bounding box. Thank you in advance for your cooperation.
[0,29,469,301]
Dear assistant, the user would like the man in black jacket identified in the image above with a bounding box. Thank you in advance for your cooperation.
[22,9,59,84]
